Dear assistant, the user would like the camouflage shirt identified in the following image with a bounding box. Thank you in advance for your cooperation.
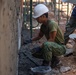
[40,20,64,44]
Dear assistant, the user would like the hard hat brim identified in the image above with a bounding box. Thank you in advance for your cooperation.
[33,11,49,19]
[32,15,39,19]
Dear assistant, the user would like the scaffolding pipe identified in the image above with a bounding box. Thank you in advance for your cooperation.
[30,0,32,38]
[67,3,69,23]
[58,0,60,25]
[24,0,26,23]
[54,0,56,15]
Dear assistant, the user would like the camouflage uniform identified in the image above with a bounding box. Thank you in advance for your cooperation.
[64,6,76,44]
[32,20,66,61]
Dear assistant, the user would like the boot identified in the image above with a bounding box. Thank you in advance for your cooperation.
[51,56,60,68]
[42,60,51,66]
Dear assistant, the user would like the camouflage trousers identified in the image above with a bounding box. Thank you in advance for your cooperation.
[32,42,66,61]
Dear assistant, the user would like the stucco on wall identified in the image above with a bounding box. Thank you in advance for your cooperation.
[0,0,21,75]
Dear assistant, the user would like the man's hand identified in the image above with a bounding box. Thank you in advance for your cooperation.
[23,39,32,45]
[31,46,42,54]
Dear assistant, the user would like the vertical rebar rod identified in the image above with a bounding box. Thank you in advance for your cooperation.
[54,0,56,15]
[67,3,69,23]
[23,0,26,28]
[24,0,26,23]
[58,0,60,25]
[30,0,32,38]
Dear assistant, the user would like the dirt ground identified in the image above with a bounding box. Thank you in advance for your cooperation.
[18,4,76,75]
[18,28,76,75]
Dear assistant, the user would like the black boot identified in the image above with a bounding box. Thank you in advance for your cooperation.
[51,56,60,68]
[42,60,51,66]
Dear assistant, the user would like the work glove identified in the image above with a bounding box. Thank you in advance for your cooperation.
[23,38,32,45]
[31,46,42,54]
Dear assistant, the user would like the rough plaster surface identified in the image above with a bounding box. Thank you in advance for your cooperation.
[0,0,21,75]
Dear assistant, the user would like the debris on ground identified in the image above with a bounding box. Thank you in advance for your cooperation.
[18,28,76,75]
[60,66,71,73]
[18,3,76,75]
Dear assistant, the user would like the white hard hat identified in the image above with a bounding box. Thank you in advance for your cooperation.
[62,0,76,4]
[33,4,49,18]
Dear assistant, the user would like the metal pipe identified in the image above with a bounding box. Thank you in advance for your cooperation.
[58,0,60,25]
[24,0,26,23]
[54,0,56,15]
[30,0,32,38]
[67,3,69,23]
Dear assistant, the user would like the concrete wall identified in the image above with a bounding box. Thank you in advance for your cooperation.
[0,0,21,75]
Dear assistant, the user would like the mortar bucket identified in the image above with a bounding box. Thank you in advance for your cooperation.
[31,66,52,75]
